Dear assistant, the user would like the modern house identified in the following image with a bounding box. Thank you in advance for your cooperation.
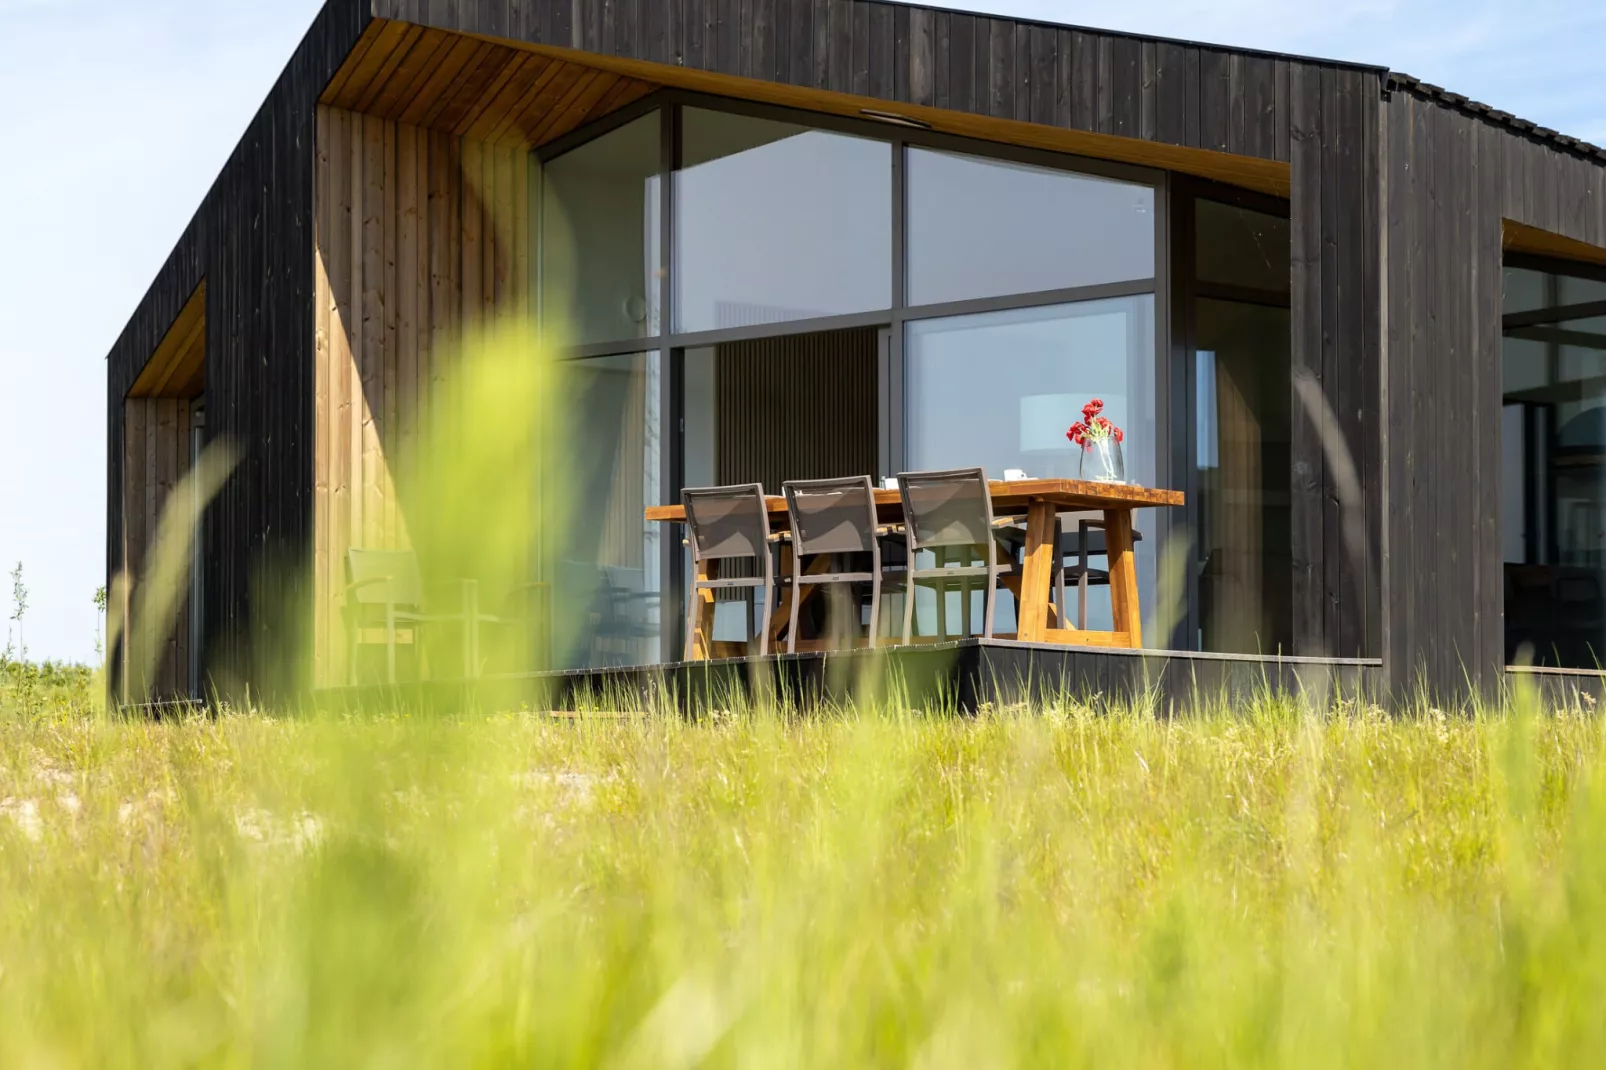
[107,0,1606,707]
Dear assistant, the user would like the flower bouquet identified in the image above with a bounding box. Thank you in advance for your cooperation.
[1067,399,1127,483]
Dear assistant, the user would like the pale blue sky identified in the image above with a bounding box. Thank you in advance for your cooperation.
[1,0,1602,663]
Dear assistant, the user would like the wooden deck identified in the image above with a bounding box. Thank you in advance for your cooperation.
[313,639,1382,716]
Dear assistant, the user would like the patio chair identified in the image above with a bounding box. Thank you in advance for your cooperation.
[894,468,1019,644]
[1053,518,1145,630]
[782,476,892,653]
[344,549,525,684]
[682,484,782,660]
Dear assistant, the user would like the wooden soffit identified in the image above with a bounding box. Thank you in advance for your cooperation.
[127,281,204,400]
[460,31,1291,197]
[1504,220,1606,270]
[319,19,658,147]
[324,18,1289,196]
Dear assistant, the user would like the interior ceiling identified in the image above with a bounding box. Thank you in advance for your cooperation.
[319,19,658,147]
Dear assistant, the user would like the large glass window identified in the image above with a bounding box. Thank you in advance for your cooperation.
[905,148,1154,307]
[540,115,662,345]
[552,352,662,669]
[674,109,892,333]
[537,100,1189,658]
[905,296,1156,632]
[1503,262,1606,667]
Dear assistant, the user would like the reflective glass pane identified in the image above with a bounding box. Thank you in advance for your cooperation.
[904,296,1155,634]
[1503,264,1606,668]
[541,115,661,345]
[674,109,892,333]
[1503,266,1549,314]
[1196,200,1290,293]
[552,352,662,669]
[906,148,1154,307]
[1195,299,1292,655]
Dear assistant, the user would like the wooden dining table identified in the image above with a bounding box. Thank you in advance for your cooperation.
[646,478,1185,659]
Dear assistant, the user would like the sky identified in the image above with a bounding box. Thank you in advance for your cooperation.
[1,0,1603,664]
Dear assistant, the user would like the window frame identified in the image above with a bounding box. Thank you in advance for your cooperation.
[536,89,1173,660]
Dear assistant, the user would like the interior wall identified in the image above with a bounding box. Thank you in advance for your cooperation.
[714,328,881,492]
[121,397,196,703]
[313,103,530,686]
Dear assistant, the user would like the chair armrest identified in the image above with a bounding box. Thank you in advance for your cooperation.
[343,575,393,597]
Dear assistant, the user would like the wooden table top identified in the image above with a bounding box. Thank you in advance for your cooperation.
[645,478,1184,522]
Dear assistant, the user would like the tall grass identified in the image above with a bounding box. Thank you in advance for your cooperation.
[2,683,1603,1066]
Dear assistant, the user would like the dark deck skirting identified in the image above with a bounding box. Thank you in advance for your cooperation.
[313,641,1384,716]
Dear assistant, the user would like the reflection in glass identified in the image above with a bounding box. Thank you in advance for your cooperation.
[541,115,662,345]
[906,148,1154,307]
[674,109,891,333]
[1189,197,1293,655]
[554,353,661,669]
[1195,299,1292,654]
[1503,263,1606,667]
[904,296,1156,633]
[1196,200,1290,293]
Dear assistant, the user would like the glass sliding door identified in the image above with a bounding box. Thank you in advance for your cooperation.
[904,297,1157,634]
[1187,196,1293,655]
[552,352,662,669]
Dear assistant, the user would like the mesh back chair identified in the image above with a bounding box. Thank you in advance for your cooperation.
[895,468,1016,644]
[782,476,887,653]
[345,549,530,683]
[1053,519,1145,630]
[682,484,779,660]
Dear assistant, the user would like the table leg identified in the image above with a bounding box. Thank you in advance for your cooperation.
[690,559,717,661]
[1017,499,1058,643]
[1105,507,1142,648]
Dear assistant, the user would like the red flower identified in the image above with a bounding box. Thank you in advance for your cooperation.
[1067,398,1125,451]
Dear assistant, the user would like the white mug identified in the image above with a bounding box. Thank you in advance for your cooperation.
[881,477,899,490]
[1004,468,1028,482]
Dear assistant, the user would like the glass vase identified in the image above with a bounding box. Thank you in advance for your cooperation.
[1080,436,1126,483]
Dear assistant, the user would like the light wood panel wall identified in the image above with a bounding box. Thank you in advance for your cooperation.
[313,103,530,685]
[121,397,195,702]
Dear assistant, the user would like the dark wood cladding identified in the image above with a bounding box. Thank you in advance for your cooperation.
[376,0,1370,166]
[380,0,1383,657]
[1384,86,1606,698]
[106,0,370,702]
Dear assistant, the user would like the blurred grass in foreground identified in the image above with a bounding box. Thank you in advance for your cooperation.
[2,683,1604,1067]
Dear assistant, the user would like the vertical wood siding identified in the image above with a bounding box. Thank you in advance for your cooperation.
[312,104,530,686]
[105,0,369,703]
[1383,88,1606,697]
